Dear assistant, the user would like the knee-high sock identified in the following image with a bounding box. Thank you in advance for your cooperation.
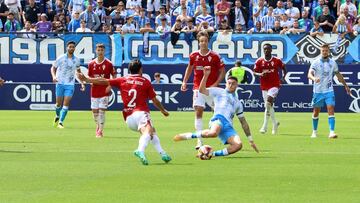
[328,116,335,132]
[55,106,61,118]
[59,106,69,123]
[138,133,151,152]
[262,102,271,129]
[98,110,105,131]
[93,112,99,125]
[312,116,319,131]
[195,118,203,143]
[269,106,277,125]
[212,148,229,157]
[151,134,165,154]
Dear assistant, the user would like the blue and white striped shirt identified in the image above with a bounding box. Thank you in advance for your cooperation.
[253,6,268,23]
[261,15,275,31]
[196,14,214,26]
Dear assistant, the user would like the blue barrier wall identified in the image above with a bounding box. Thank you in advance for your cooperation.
[1,83,359,113]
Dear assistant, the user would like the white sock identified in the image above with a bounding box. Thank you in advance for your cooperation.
[151,134,165,154]
[269,106,277,125]
[93,112,99,125]
[98,110,105,131]
[195,118,203,143]
[137,133,151,152]
[262,102,271,129]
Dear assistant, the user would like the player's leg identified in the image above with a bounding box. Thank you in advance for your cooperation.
[260,90,270,133]
[267,87,280,135]
[193,90,207,149]
[325,92,337,138]
[53,84,64,127]
[58,85,75,128]
[311,93,324,138]
[91,97,100,137]
[151,128,172,163]
[212,135,242,157]
[173,122,221,141]
[97,96,109,137]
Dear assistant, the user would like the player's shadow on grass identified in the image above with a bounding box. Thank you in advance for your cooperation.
[0,150,31,153]
[224,156,277,159]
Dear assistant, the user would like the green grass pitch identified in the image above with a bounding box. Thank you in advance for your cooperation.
[0,111,359,203]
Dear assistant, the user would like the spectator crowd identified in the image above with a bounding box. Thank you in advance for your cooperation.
[0,0,359,38]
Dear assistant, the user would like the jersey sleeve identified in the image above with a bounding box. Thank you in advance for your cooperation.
[208,87,223,98]
[333,60,339,73]
[253,59,261,73]
[309,60,317,72]
[189,53,195,66]
[53,56,61,68]
[146,80,157,99]
[235,101,244,118]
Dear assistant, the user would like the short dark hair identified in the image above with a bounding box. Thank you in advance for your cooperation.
[227,76,238,82]
[128,59,142,74]
[154,72,160,77]
[263,43,272,48]
[196,31,209,40]
[96,43,105,49]
[235,60,242,67]
[67,41,76,46]
[321,44,330,49]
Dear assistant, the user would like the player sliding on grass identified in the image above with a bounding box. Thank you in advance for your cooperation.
[87,43,116,138]
[51,41,85,129]
[308,44,351,138]
[254,43,287,135]
[174,66,259,158]
[77,59,172,165]
[181,31,225,150]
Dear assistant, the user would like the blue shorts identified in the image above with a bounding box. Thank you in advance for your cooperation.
[311,91,335,108]
[56,84,75,97]
[209,114,237,144]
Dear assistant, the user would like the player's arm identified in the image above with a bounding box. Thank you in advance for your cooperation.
[76,68,86,91]
[281,63,287,83]
[199,66,211,96]
[77,72,110,86]
[151,97,169,117]
[335,71,351,95]
[307,66,320,83]
[253,61,265,77]
[181,63,194,91]
[238,116,259,153]
[50,65,58,83]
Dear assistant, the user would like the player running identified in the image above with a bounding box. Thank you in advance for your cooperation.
[254,43,287,135]
[174,66,259,158]
[308,44,350,138]
[87,43,116,138]
[51,41,85,129]
[181,31,225,149]
[77,59,172,165]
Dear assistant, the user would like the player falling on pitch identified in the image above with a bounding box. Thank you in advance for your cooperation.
[254,43,287,135]
[51,41,85,129]
[87,43,116,138]
[181,31,225,149]
[308,44,350,138]
[174,66,259,158]
[78,59,171,165]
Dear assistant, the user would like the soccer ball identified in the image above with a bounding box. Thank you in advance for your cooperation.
[197,145,213,160]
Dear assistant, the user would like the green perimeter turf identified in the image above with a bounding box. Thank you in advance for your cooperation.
[0,111,359,203]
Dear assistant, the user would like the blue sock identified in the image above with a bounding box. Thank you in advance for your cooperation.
[328,116,335,131]
[55,106,61,117]
[59,106,69,123]
[212,148,229,157]
[312,117,319,131]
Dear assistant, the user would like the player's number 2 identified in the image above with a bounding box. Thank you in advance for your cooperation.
[128,89,137,107]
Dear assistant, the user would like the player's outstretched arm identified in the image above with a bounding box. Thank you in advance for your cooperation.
[238,117,259,153]
[76,69,86,91]
[199,66,211,96]
[181,64,194,91]
[151,97,169,117]
[77,73,110,86]
[335,71,351,95]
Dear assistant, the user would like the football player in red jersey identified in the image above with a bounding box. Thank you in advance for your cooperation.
[181,31,225,149]
[254,43,287,135]
[87,44,116,138]
[78,59,172,165]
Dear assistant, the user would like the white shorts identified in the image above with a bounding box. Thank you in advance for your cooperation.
[193,89,214,108]
[262,87,279,102]
[91,97,109,109]
[126,111,153,132]
[147,0,160,12]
